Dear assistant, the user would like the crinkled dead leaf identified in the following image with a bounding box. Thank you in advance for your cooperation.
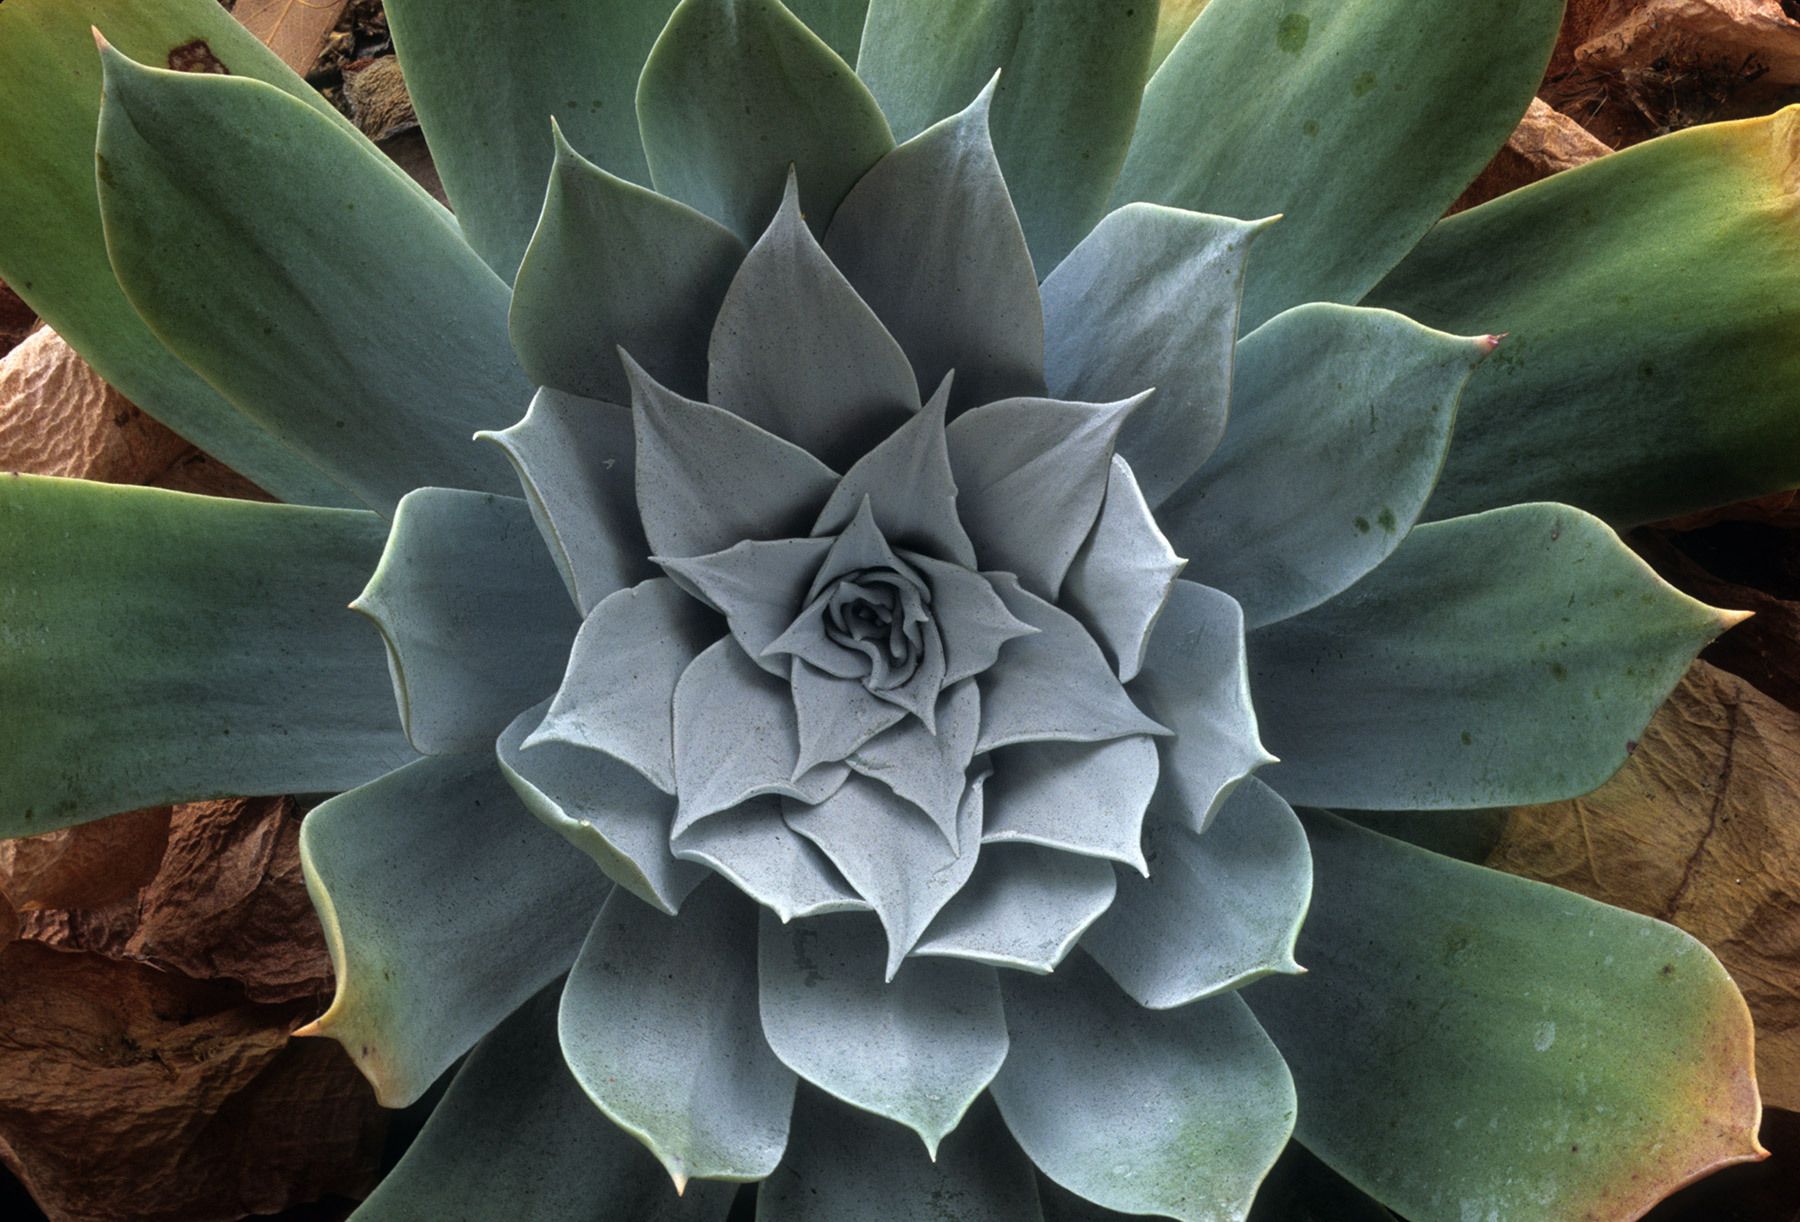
[1576,0,1800,87]
[232,0,351,75]
[1488,660,1800,1111]
[0,805,169,912]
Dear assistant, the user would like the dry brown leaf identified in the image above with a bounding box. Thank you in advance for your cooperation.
[343,56,418,141]
[1452,96,1613,212]
[233,0,353,76]
[1577,0,1800,86]
[0,806,171,913]
[1488,661,1800,1111]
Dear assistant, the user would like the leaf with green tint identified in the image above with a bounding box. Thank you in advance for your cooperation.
[0,0,368,506]
[1250,813,1765,1222]
[1371,107,1800,528]
[0,475,414,837]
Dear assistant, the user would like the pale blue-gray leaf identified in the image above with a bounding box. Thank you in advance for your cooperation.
[708,171,919,469]
[786,773,985,978]
[529,578,719,795]
[560,882,798,1189]
[1248,504,1734,810]
[636,0,894,242]
[758,910,1006,1154]
[672,796,869,923]
[846,681,980,848]
[301,755,604,1107]
[355,984,738,1222]
[511,127,745,405]
[1129,580,1270,834]
[992,955,1296,1222]
[823,81,1044,413]
[477,388,652,615]
[1041,205,1268,505]
[1083,778,1309,1008]
[914,844,1116,975]
[500,700,708,916]
[353,490,579,757]
[904,553,1037,685]
[783,0,870,61]
[1062,456,1185,682]
[790,660,910,776]
[659,538,833,679]
[628,356,838,560]
[674,640,850,830]
[758,1090,1044,1222]
[983,736,1158,873]
[1160,303,1488,628]
[947,394,1145,599]
[811,375,975,566]
[977,575,1169,751]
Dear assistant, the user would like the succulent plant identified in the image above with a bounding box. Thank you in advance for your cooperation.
[2,0,1797,1218]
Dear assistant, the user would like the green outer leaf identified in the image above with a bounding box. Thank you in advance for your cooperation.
[637,0,894,243]
[1113,0,1563,329]
[355,985,738,1222]
[783,0,870,61]
[1249,503,1735,810]
[385,0,680,280]
[1249,812,1765,1222]
[0,0,363,507]
[856,0,1156,270]
[96,49,528,517]
[0,475,414,838]
[300,754,606,1108]
[1371,106,1800,528]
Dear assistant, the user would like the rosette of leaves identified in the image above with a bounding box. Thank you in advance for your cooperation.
[1,0,1796,1218]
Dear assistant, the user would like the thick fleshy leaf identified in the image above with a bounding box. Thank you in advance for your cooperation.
[500,701,708,916]
[671,796,868,923]
[629,357,838,561]
[1041,205,1265,504]
[856,0,1156,270]
[811,376,974,565]
[560,882,798,1189]
[782,0,870,61]
[947,394,1143,599]
[1373,107,1800,528]
[477,388,653,615]
[905,553,1037,685]
[708,173,919,469]
[914,844,1116,974]
[790,661,910,776]
[1161,304,1486,629]
[1063,456,1184,682]
[1250,813,1765,1222]
[1129,580,1269,834]
[786,773,985,978]
[299,754,605,1107]
[983,737,1159,872]
[95,47,526,516]
[0,0,363,505]
[674,640,850,829]
[661,538,833,678]
[846,681,981,845]
[993,954,1295,1221]
[0,477,413,838]
[759,1089,1044,1222]
[1083,778,1309,1008]
[637,0,894,242]
[976,576,1168,751]
[384,0,680,278]
[530,579,718,795]
[1249,504,1738,810]
[357,985,737,1222]
[1114,0,1563,329]
[354,490,580,756]
[824,82,1045,412]
[510,128,745,405]
[759,910,1006,1153]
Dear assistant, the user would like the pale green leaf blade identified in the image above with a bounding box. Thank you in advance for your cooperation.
[856,0,1156,270]
[0,475,414,838]
[1248,504,1738,810]
[782,0,869,62]
[384,0,681,279]
[1371,107,1800,528]
[96,49,529,516]
[1249,813,1765,1222]
[301,754,606,1107]
[1114,0,1564,329]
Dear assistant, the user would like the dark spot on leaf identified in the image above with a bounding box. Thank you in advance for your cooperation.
[1276,13,1310,53]
[1460,731,1472,746]
[1353,516,1371,534]
[1550,661,1569,681]
[168,40,230,75]
[1351,71,1378,97]
[1301,119,1320,138]
[1377,507,1397,533]
[1661,963,1676,977]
